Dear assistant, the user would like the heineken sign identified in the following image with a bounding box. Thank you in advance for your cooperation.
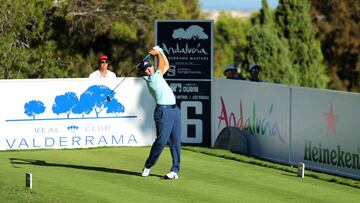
[304,141,360,170]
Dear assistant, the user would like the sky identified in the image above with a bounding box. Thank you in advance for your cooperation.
[200,0,279,11]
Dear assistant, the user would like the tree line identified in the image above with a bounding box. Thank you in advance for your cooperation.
[0,0,358,92]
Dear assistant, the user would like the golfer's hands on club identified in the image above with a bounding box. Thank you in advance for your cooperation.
[150,45,169,74]
[106,46,163,103]
[149,46,163,56]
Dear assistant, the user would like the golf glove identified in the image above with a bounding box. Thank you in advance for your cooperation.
[153,45,163,53]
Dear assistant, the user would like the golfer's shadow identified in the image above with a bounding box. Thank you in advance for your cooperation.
[9,158,163,178]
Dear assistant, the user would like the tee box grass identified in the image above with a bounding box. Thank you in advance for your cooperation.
[0,146,359,203]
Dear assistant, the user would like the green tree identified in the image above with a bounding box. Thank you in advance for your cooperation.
[309,0,360,92]
[275,0,328,88]
[57,0,197,77]
[0,0,70,79]
[245,0,297,84]
[182,0,202,19]
[0,0,201,79]
[213,12,251,77]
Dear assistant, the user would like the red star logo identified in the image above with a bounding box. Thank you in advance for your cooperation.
[324,102,338,134]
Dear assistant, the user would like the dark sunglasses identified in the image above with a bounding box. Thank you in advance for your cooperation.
[99,60,108,64]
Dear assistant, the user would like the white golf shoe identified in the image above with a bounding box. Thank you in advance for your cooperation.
[164,171,179,180]
[141,168,150,177]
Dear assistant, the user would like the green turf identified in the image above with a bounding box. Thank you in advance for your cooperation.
[0,147,359,203]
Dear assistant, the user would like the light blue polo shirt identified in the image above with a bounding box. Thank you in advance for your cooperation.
[143,70,176,105]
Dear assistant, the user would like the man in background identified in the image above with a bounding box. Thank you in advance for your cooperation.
[89,54,116,79]
[223,64,245,80]
[249,64,264,82]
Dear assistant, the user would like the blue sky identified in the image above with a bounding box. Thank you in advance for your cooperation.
[200,0,279,11]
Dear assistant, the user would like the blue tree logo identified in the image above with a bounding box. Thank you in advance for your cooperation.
[19,85,126,120]
[104,98,125,116]
[24,100,46,119]
[75,85,123,117]
[52,92,79,118]
[51,85,125,118]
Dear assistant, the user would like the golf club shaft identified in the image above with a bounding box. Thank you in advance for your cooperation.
[109,53,150,94]
[109,68,136,94]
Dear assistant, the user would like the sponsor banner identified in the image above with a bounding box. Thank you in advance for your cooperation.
[168,80,211,147]
[156,20,213,80]
[156,20,213,146]
[0,78,156,150]
[290,87,360,179]
[212,79,290,163]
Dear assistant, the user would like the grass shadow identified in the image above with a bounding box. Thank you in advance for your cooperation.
[281,173,300,178]
[9,158,163,178]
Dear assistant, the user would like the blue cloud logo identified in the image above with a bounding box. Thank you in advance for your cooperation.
[172,25,208,40]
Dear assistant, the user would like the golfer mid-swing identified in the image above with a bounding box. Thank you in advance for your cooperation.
[139,46,181,180]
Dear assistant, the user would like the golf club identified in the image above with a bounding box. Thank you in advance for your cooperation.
[106,53,152,102]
